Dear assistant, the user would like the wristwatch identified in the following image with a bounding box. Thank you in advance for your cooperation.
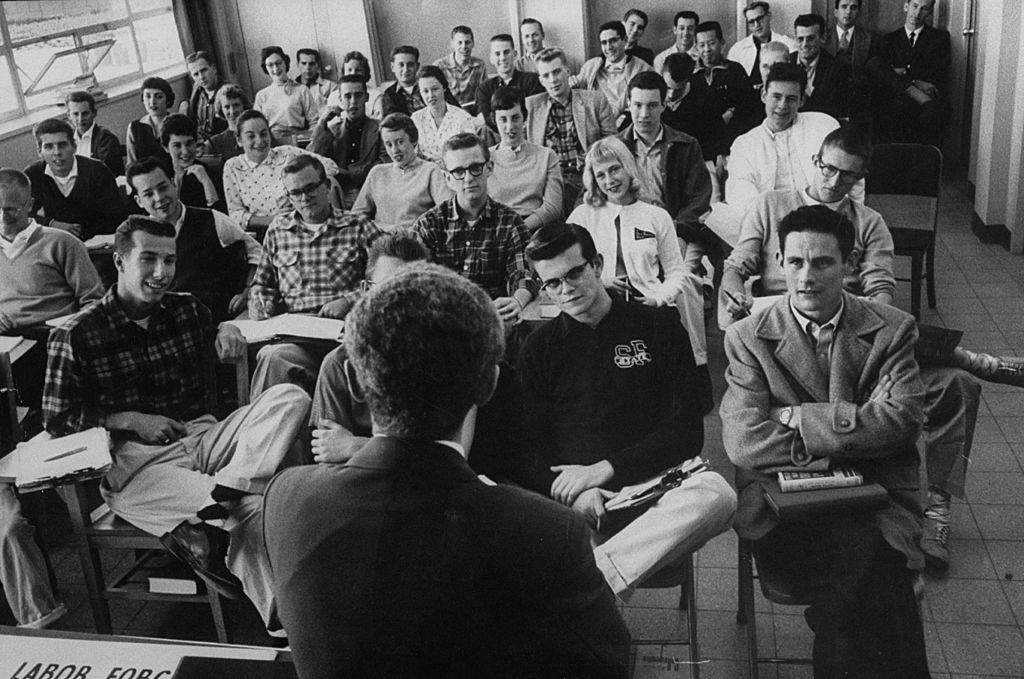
[778,406,793,428]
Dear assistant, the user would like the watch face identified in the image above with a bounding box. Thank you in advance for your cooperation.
[780,407,791,425]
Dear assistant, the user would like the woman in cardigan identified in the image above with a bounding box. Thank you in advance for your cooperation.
[410,65,478,164]
[253,45,319,139]
[126,76,174,165]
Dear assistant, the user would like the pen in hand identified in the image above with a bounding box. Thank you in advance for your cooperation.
[723,289,751,319]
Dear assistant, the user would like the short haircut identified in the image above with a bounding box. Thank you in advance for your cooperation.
[343,51,371,81]
[216,83,251,111]
[344,262,504,439]
[296,47,321,64]
[442,132,489,164]
[367,232,428,269]
[674,10,700,26]
[380,112,419,144]
[624,9,648,25]
[416,64,449,90]
[490,86,527,121]
[627,70,667,102]
[141,76,174,106]
[835,0,859,8]
[114,214,176,255]
[33,118,75,146]
[777,204,855,259]
[663,52,696,83]
[535,47,567,66]
[159,113,197,146]
[338,73,368,91]
[236,109,270,136]
[125,156,172,193]
[765,62,807,93]
[526,221,598,263]
[583,136,644,207]
[391,45,420,62]
[600,20,626,40]
[745,1,771,16]
[794,13,827,34]
[695,21,724,41]
[451,25,474,39]
[520,17,544,34]
[490,33,515,46]
[282,154,327,184]
[64,90,97,111]
[185,50,214,66]
[260,45,290,74]
[0,168,31,194]
[819,125,873,165]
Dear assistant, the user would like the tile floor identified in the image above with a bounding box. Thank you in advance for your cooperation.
[3,175,1022,677]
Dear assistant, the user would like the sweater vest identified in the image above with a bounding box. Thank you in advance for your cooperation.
[172,207,247,321]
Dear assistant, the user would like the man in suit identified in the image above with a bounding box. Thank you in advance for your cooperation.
[721,204,931,678]
[527,47,617,215]
[309,74,388,208]
[264,262,630,678]
[64,91,123,177]
[793,13,850,120]
[623,9,654,65]
[866,0,950,147]
[825,0,875,78]
[24,118,127,241]
[728,1,797,86]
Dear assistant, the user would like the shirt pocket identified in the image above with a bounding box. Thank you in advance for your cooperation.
[330,245,361,287]
[273,250,302,294]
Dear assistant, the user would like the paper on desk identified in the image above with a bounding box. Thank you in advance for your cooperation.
[0,336,24,354]
[16,427,112,491]
[226,313,344,343]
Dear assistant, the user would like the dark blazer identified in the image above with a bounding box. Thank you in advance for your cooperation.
[824,25,875,78]
[800,50,851,120]
[626,44,655,66]
[379,81,460,118]
[720,293,926,570]
[308,116,388,192]
[476,70,544,129]
[866,24,951,98]
[24,155,128,238]
[83,124,124,177]
[264,436,630,679]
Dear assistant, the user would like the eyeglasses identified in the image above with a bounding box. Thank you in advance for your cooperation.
[746,13,768,26]
[813,155,866,182]
[539,262,591,293]
[445,162,488,180]
[286,180,324,199]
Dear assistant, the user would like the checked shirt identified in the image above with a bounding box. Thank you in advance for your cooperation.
[543,95,585,173]
[43,288,213,437]
[250,207,381,316]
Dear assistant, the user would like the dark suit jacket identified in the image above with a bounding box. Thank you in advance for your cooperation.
[626,44,655,66]
[866,24,951,98]
[83,124,124,177]
[720,293,925,570]
[308,116,388,191]
[824,25,875,78]
[24,155,128,238]
[800,50,851,119]
[264,437,630,679]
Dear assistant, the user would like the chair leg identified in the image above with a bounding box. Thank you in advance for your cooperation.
[909,252,923,320]
[926,241,937,309]
[737,539,759,679]
[673,554,701,678]
[208,589,230,643]
[66,485,112,634]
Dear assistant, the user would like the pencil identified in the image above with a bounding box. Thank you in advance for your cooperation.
[723,289,751,318]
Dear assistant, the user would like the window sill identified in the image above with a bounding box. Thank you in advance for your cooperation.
[0,68,189,143]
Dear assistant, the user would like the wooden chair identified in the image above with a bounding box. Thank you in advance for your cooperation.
[636,553,702,678]
[865,143,943,320]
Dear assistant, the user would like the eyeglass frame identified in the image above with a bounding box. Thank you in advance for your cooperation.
[285,178,326,200]
[746,11,769,26]
[812,154,868,183]
[536,260,594,294]
[444,160,491,181]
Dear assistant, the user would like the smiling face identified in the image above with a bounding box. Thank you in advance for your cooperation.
[533,243,605,321]
[220,97,245,129]
[392,53,419,87]
[297,53,320,82]
[624,14,647,47]
[675,17,698,50]
[337,81,367,121]
[131,166,180,223]
[628,87,663,139]
[494,103,526,147]
[835,0,860,30]
[536,56,570,99]
[116,230,177,314]
[237,116,272,163]
[163,133,197,171]
[451,31,474,61]
[696,30,723,65]
[142,88,168,117]
[66,100,96,135]
[600,29,626,63]
[745,6,772,41]
[264,52,289,83]
[188,58,218,91]
[592,158,633,206]
[762,79,803,132]
[904,0,935,30]
[443,145,491,208]
[808,144,865,204]
[419,76,446,112]
[38,132,76,178]
[778,229,852,324]
[382,128,416,168]
[795,25,824,65]
[284,164,330,223]
[521,22,545,55]
[490,39,516,76]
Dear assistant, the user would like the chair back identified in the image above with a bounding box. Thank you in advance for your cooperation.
[0,352,22,456]
[865,143,942,233]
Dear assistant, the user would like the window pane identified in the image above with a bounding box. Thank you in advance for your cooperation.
[133,12,183,72]
[0,58,18,114]
[90,26,140,82]
[14,35,77,107]
[4,1,131,42]
[128,0,171,13]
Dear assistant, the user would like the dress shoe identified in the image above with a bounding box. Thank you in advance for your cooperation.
[160,521,244,600]
[953,348,1024,387]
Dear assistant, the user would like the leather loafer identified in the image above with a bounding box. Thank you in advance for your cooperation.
[160,521,244,600]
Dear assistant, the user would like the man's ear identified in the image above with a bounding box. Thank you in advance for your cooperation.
[775,249,784,268]
[113,251,125,273]
[592,253,605,278]
[343,359,367,403]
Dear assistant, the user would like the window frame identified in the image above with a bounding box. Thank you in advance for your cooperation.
[0,1,183,124]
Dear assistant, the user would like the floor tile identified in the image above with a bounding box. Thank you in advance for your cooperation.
[973,417,1008,444]
[935,623,1024,675]
[966,471,1024,505]
[986,541,1024,582]
[997,418,1024,443]
[926,579,1016,624]
[971,504,1024,541]
[1003,581,1024,628]
[980,394,1024,420]
[697,609,774,660]
[932,539,998,579]
[968,443,1021,472]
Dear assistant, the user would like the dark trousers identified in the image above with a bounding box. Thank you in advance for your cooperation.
[752,516,931,679]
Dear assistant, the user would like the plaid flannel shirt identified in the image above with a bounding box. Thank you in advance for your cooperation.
[412,197,535,299]
[434,53,487,107]
[543,95,585,172]
[250,207,382,316]
[43,288,212,437]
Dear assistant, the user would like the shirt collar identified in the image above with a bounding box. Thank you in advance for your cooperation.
[789,295,844,338]
[45,155,79,183]
[101,285,168,329]
[635,126,665,152]
[171,202,188,234]
[433,439,466,457]
[802,187,850,211]
[907,26,924,41]
[240,148,279,169]
[0,220,41,259]
[447,196,494,223]
[76,124,96,144]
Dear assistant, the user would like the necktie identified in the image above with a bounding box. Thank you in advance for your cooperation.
[751,38,763,84]
[909,32,916,48]
[812,323,835,383]
[613,214,628,278]
[839,30,850,51]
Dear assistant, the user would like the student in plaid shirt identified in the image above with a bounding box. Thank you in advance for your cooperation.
[42,215,310,637]
[412,133,535,325]
[244,154,381,399]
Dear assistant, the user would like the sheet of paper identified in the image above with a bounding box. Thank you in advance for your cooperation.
[226,314,344,344]
[16,427,111,490]
[0,336,24,354]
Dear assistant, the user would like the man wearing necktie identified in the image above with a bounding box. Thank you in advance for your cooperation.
[721,204,931,678]
[866,0,950,146]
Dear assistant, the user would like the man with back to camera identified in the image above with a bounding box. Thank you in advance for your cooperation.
[475,33,543,132]
[65,90,123,177]
[514,222,736,601]
[622,9,654,66]
[573,20,652,122]
[721,204,930,678]
[24,118,127,241]
[653,11,701,74]
[728,1,797,86]
[42,214,310,637]
[264,262,631,678]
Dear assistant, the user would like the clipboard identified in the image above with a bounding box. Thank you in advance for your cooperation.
[605,457,709,512]
[225,314,344,344]
[15,427,112,493]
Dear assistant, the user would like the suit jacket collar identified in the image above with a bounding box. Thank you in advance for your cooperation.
[754,292,884,402]
[346,435,479,483]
